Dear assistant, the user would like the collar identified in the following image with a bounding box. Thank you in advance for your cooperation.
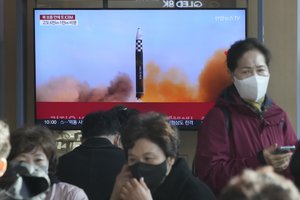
[153,158,190,198]
[244,97,265,112]
[218,85,273,114]
[81,137,114,147]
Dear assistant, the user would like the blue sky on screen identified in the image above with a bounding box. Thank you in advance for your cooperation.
[35,9,245,87]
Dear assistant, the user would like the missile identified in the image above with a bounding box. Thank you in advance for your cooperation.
[135,27,144,100]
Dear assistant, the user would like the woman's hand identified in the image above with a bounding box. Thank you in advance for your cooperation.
[263,144,293,172]
[110,164,132,200]
[120,178,152,200]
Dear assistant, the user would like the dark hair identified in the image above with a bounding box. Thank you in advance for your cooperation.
[122,112,180,158]
[106,105,139,135]
[226,38,271,72]
[7,126,58,178]
[0,120,10,159]
[81,110,121,139]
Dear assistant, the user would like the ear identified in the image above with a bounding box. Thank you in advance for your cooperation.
[0,158,7,177]
[113,134,122,148]
[166,157,175,175]
[229,69,235,82]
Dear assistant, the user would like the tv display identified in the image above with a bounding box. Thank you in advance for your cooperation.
[34,8,246,130]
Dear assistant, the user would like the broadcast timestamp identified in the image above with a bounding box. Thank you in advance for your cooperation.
[37,119,83,130]
[42,119,83,125]
[44,119,58,125]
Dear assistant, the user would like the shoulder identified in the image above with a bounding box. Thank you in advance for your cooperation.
[174,159,215,198]
[180,176,216,200]
[198,106,229,134]
[263,96,285,113]
[156,159,216,200]
[58,150,76,166]
[59,143,124,158]
[59,146,81,158]
[0,189,10,200]
[264,100,289,120]
[202,106,227,122]
[50,182,88,200]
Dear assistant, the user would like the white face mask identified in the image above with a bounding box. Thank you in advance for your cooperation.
[233,75,270,102]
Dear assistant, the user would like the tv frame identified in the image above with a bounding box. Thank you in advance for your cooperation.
[33,8,247,130]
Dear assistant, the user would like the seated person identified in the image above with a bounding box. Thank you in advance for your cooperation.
[110,112,216,200]
[0,161,51,199]
[0,120,10,177]
[57,107,138,200]
[6,125,88,200]
[0,121,51,199]
[220,166,300,200]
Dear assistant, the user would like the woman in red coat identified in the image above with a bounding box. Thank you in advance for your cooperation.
[194,38,298,195]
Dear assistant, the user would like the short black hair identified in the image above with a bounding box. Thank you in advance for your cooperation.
[226,38,271,72]
[81,110,121,139]
[106,105,139,135]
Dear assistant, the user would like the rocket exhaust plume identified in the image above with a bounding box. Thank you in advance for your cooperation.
[36,73,134,102]
[141,50,231,102]
[197,50,232,102]
[135,27,144,99]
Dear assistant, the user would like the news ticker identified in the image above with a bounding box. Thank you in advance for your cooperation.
[37,119,201,130]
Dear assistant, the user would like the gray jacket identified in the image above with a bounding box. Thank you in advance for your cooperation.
[0,162,88,200]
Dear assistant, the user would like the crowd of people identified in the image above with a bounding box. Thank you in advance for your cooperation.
[0,38,300,200]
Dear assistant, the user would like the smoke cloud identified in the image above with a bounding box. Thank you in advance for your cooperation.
[36,73,133,102]
[141,62,197,102]
[197,50,232,102]
[141,49,231,102]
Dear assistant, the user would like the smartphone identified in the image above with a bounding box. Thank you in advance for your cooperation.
[273,145,296,154]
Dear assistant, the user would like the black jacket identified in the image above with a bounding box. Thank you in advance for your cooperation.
[57,137,126,200]
[153,158,216,200]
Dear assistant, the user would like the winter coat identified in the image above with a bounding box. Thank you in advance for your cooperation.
[57,137,126,200]
[194,85,298,195]
[153,158,216,200]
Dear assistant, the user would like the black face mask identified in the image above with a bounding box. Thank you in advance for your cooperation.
[129,160,167,191]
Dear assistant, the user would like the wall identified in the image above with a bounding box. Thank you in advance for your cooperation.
[264,0,298,132]
[3,0,17,128]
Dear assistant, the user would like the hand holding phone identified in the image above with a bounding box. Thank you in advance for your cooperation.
[273,145,296,154]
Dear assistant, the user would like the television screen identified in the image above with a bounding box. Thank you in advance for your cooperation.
[34,8,246,130]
